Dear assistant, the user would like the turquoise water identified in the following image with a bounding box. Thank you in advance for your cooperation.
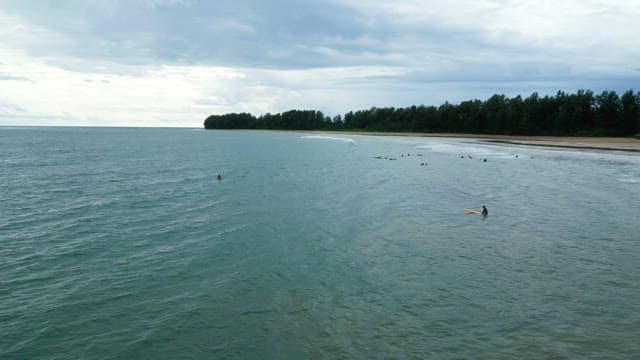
[1,127,639,359]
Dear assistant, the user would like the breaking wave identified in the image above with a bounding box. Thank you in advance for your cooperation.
[301,135,356,145]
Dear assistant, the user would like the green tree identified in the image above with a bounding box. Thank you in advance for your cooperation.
[621,90,639,135]
[595,91,621,135]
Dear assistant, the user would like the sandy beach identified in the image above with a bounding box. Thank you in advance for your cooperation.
[479,136,640,152]
[310,131,640,152]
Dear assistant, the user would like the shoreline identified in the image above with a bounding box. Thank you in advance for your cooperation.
[304,130,640,153]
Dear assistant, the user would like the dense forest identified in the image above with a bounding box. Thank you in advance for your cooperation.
[203,90,640,136]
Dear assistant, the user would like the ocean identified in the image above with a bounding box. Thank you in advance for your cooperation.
[1,127,639,359]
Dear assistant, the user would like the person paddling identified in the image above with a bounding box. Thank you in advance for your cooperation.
[481,205,488,217]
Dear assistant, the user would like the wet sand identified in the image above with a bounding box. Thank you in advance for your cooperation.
[481,136,640,152]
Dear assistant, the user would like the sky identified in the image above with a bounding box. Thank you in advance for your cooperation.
[0,0,639,127]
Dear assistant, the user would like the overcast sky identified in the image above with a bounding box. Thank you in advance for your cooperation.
[1,0,639,127]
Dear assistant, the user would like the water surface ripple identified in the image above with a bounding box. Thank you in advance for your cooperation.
[1,127,639,359]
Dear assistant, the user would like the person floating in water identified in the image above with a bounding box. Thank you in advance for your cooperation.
[217,174,222,181]
[481,205,488,217]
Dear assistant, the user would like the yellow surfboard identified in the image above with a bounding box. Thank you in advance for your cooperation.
[464,208,481,215]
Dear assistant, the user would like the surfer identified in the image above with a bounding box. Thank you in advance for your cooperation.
[481,205,488,217]
[217,174,222,181]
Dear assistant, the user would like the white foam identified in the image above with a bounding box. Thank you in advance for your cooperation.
[618,177,640,184]
[301,135,356,145]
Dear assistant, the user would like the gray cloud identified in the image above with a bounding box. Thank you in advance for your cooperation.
[0,1,530,72]
[3,0,638,74]
[0,0,368,69]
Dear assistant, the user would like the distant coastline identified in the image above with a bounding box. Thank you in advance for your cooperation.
[203,89,640,152]
[204,90,640,139]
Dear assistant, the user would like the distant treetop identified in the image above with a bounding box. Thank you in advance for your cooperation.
[204,90,640,136]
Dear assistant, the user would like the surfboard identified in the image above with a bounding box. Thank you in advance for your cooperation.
[464,208,481,215]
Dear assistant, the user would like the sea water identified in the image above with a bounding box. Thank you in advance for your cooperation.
[1,127,639,359]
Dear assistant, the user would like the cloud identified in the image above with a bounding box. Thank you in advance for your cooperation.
[3,0,639,73]
[0,0,364,69]
[0,1,638,127]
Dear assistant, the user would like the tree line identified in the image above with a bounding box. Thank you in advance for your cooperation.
[203,90,640,136]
